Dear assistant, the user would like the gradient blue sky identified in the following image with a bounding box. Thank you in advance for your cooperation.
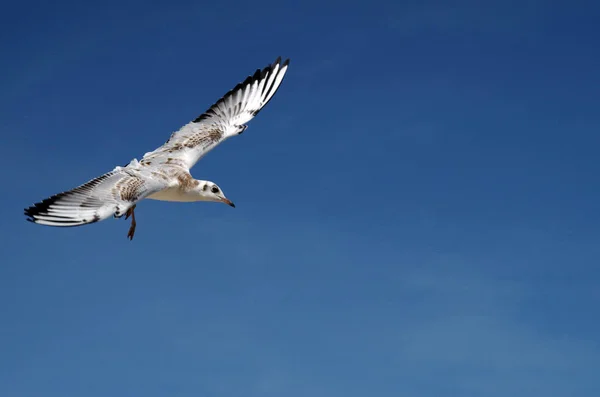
[1,0,600,396]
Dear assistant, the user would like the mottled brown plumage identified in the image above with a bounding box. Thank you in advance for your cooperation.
[175,171,200,191]
[183,129,222,149]
[115,177,145,202]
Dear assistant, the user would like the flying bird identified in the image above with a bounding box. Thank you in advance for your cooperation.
[25,57,290,240]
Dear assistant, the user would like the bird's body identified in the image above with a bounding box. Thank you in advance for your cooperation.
[25,57,289,239]
[146,186,203,203]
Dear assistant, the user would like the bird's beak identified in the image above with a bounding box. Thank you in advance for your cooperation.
[221,197,235,208]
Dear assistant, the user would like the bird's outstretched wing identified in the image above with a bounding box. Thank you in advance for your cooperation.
[24,167,169,227]
[141,56,290,170]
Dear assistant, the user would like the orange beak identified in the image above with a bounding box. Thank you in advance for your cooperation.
[221,198,235,208]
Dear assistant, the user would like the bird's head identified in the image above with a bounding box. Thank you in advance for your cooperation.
[195,181,235,207]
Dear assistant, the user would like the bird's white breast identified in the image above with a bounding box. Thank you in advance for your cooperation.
[146,187,198,202]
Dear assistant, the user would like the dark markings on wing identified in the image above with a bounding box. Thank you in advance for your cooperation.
[192,57,288,124]
[24,172,115,223]
[161,129,222,152]
[115,177,145,202]
[182,129,223,149]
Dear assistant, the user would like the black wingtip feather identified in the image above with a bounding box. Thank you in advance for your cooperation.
[24,197,97,227]
[24,192,78,226]
[24,173,113,227]
[192,56,290,123]
[24,192,65,223]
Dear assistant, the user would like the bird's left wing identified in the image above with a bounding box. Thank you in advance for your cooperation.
[141,56,289,170]
[24,166,170,227]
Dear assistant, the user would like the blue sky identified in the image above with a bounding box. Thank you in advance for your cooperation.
[1,0,600,395]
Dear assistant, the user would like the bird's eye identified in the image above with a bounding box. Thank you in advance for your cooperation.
[211,186,219,193]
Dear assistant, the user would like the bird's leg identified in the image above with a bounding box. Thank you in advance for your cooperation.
[125,204,137,240]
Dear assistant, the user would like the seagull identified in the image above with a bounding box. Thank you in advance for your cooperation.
[24,56,290,240]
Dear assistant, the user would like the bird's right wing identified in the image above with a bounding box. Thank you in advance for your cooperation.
[24,167,169,227]
[141,57,289,170]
